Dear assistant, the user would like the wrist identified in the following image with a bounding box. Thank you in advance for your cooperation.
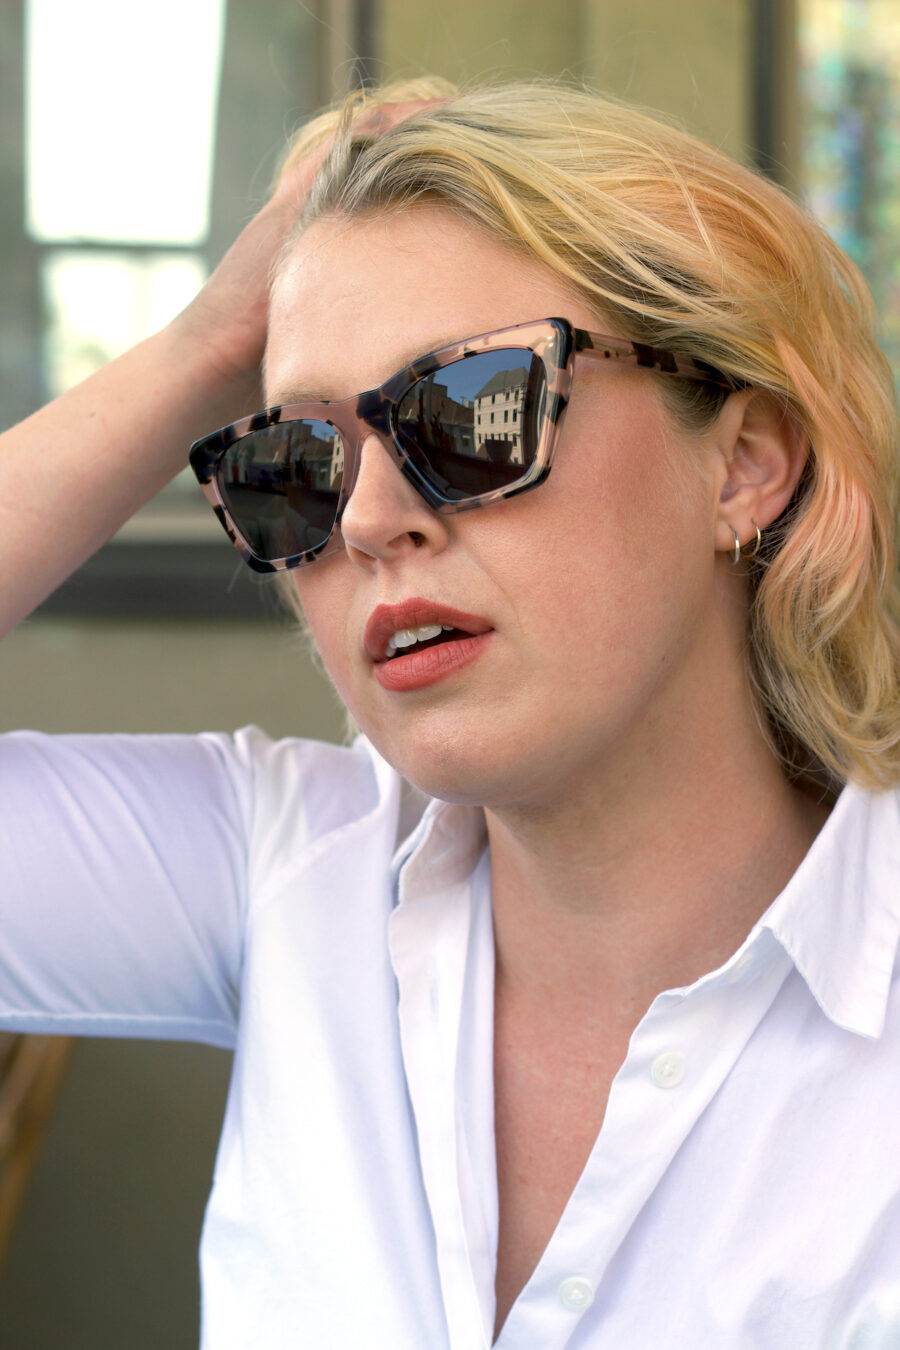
[158,305,263,439]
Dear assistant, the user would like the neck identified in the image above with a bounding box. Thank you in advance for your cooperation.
[485,704,829,1023]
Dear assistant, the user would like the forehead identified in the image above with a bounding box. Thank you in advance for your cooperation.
[264,206,592,404]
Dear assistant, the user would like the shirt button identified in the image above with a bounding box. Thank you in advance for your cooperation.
[651,1050,685,1088]
[558,1276,595,1311]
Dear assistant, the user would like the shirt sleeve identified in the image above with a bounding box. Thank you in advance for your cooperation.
[0,728,257,1047]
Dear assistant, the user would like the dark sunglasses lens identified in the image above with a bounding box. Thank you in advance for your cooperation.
[395,348,547,500]
[217,420,345,562]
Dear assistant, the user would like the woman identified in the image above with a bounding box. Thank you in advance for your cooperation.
[2,78,899,1348]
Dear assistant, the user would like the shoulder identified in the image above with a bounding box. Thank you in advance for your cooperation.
[228,726,431,881]
[0,724,430,863]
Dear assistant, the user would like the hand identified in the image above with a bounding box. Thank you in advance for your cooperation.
[170,97,443,408]
[0,88,447,633]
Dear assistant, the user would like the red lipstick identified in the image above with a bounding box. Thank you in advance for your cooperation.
[365,599,493,692]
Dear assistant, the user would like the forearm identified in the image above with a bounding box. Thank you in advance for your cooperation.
[0,321,249,636]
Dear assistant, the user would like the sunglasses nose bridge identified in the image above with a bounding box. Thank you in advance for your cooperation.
[332,401,403,506]
[335,423,448,564]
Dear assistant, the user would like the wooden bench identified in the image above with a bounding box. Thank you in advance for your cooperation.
[0,1034,74,1266]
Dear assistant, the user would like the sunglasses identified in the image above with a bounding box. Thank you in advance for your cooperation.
[189,316,730,573]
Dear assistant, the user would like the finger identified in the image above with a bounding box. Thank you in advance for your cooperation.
[272,97,447,207]
[355,98,445,137]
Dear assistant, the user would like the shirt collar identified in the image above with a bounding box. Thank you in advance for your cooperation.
[392,767,900,1040]
[392,796,487,905]
[757,783,900,1039]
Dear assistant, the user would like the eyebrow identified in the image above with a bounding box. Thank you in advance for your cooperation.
[264,331,472,410]
[265,385,334,409]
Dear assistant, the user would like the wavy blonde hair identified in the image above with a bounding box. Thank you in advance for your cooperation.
[277,76,900,789]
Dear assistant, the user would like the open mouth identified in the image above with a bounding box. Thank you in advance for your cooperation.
[368,605,493,692]
[385,625,467,660]
[364,602,494,683]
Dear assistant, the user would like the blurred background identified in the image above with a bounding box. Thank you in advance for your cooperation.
[0,0,897,1344]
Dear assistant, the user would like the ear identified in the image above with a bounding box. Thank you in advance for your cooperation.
[711,389,809,558]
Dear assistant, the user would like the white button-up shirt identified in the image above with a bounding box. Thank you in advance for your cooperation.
[2,727,899,1347]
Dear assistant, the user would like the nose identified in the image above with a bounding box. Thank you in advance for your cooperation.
[338,434,450,567]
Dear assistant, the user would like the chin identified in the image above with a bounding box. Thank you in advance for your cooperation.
[390,744,501,806]
[366,716,569,811]
[356,712,499,804]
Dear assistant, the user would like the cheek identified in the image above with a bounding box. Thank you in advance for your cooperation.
[290,566,357,695]
[508,400,717,682]
[542,393,710,581]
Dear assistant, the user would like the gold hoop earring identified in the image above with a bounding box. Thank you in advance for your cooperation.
[745,520,763,559]
[731,529,741,565]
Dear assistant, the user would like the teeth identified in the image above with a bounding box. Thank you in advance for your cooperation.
[386,623,448,655]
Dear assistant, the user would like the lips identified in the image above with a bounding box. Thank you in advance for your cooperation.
[364,598,494,692]
[364,599,493,662]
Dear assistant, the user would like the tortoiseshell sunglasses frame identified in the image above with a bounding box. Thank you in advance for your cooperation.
[189,316,732,574]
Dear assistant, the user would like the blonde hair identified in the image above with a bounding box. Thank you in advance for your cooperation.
[279,77,900,790]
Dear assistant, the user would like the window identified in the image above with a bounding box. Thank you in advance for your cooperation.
[797,0,900,384]
[26,0,222,544]
[3,0,335,614]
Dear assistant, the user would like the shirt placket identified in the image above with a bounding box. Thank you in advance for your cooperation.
[390,823,491,1350]
[495,931,793,1350]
